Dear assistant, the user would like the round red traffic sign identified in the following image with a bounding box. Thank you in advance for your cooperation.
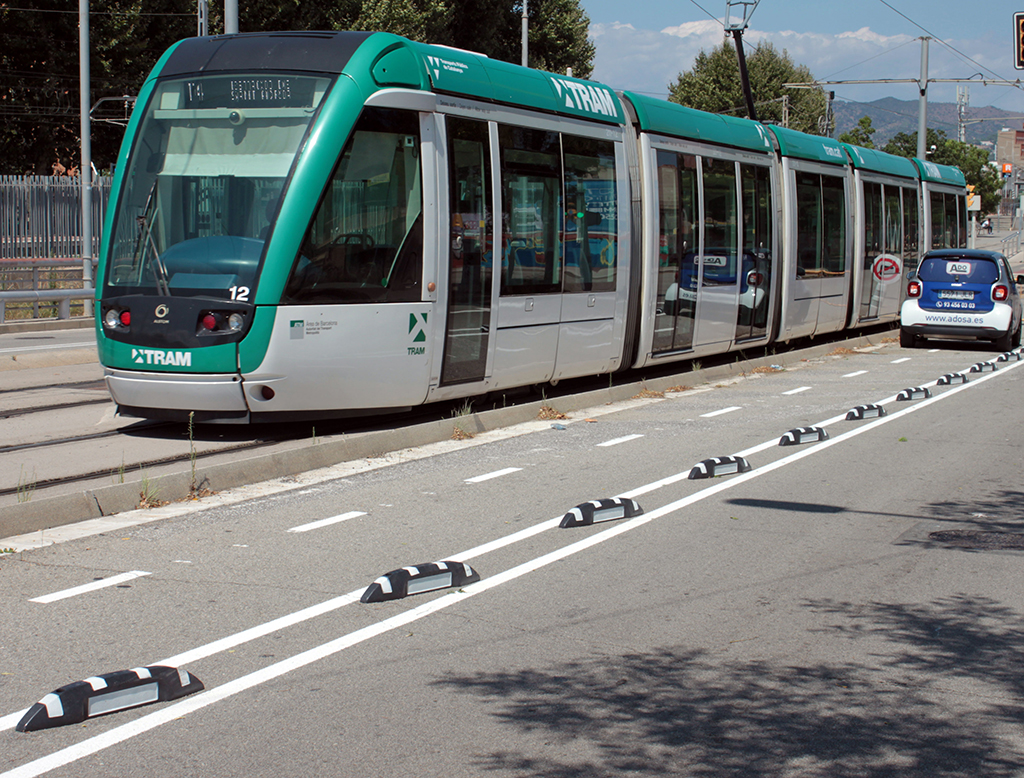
[872,254,901,282]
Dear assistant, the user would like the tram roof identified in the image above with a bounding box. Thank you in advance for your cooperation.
[766,125,847,166]
[913,158,967,187]
[621,92,773,153]
[156,32,627,126]
[840,144,920,180]
[401,39,627,125]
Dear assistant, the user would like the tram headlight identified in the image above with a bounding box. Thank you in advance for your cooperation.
[103,307,130,329]
[228,313,244,332]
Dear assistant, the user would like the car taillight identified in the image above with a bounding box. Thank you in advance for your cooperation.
[747,271,764,286]
[907,281,921,298]
[993,285,1008,301]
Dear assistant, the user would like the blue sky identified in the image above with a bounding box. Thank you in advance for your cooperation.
[579,0,1024,117]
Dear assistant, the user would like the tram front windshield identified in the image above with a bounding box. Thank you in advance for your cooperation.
[105,73,332,299]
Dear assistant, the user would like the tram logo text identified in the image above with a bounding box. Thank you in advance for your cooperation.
[550,79,618,118]
[132,348,192,367]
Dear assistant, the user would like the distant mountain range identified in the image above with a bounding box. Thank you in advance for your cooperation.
[832,97,1024,151]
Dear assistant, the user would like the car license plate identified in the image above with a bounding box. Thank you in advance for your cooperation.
[938,289,974,300]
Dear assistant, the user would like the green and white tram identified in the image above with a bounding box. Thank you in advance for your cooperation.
[96,31,967,423]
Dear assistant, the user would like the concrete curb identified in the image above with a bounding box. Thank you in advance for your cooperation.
[0,331,892,537]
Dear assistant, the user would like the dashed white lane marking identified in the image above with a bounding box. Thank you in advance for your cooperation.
[29,571,151,604]
[287,511,366,534]
[891,357,911,364]
[700,406,741,418]
[782,386,811,396]
[843,370,868,378]
[597,434,644,447]
[464,467,522,484]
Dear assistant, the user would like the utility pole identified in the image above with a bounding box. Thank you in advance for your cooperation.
[79,0,93,315]
[225,0,237,34]
[521,0,528,68]
[724,0,761,121]
[956,85,969,142]
[198,0,208,36]
[916,37,929,160]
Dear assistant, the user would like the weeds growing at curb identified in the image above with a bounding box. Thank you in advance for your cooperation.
[17,466,36,503]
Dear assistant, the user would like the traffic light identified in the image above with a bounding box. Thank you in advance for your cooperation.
[1016,12,1024,70]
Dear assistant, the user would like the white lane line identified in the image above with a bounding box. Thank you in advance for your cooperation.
[29,571,151,604]
[700,406,741,418]
[0,342,94,356]
[928,349,941,353]
[597,434,644,447]
[287,511,366,534]
[843,370,868,378]
[8,362,1019,778]
[464,467,522,484]
[782,386,811,396]
[891,357,911,364]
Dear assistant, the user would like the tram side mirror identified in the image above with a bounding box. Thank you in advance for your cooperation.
[1016,275,1024,285]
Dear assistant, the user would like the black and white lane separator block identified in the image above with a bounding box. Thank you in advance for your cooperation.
[360,561,481,603]
[778,427,829,446]
[559,498,644,528]
[845,404,886,420]
[896,386,931,401]
[16,665,204,732]
[688,456,752,479]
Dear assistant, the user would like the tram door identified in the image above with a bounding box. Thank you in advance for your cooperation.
[736,164,773,341]
[441,117,493,386]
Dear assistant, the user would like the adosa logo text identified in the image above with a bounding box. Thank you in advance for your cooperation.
[132,348,191,366]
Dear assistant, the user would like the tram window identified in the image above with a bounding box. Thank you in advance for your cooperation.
[499,125,562,296]
[903,187,920,275]
[741,164,771,258]
[795,172,822,276]
[860,182,883,318]
[653,150,698,354]
[885,187,902,256]
[821,175,846,274]
[740,164,772,338]
[562,135,617,294]
[701,157,737,285]
[949,193,965,248]
[285,107,423,303]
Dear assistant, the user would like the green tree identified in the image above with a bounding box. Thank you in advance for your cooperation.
[883,129,1003,214]
[0,0,595,175]
[668,40,827,135]
[838,115,876,149]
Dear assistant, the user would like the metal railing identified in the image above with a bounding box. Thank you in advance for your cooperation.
[0,259,96,322]
[0,175,110,260]
[1001,231,1022,258]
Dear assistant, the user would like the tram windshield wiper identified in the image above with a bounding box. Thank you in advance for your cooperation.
[132,180,170,296]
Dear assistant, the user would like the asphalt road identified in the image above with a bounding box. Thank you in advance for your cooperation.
[2,338,1023,777]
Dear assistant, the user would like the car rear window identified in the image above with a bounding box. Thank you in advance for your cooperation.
[918,256,999,284]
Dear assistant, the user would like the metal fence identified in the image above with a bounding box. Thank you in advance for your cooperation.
[0,175,110,260]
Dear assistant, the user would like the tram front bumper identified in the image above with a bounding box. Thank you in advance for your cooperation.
[104,368,250,423]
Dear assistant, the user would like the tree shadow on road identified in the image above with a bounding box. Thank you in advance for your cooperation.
[433,596,1024,776]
